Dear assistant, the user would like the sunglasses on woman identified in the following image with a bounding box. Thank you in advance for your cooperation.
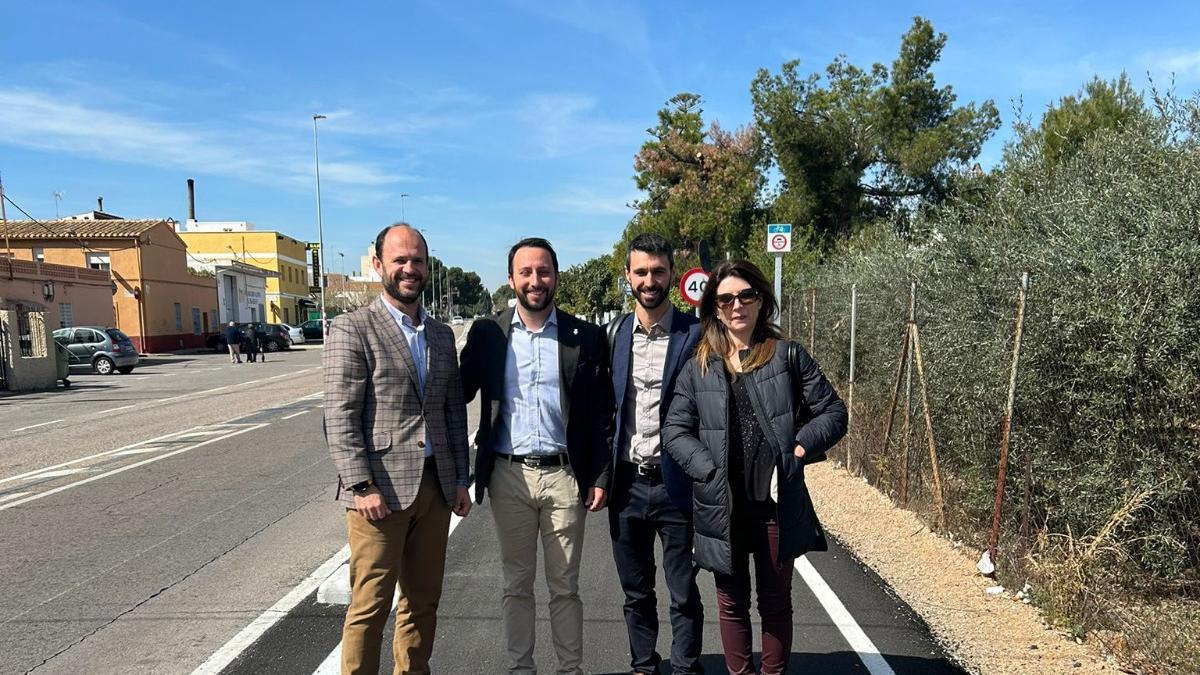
[715,288,761,308]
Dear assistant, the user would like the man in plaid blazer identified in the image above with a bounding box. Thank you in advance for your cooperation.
[324,223,472,675]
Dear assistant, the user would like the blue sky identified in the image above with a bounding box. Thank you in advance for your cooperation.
[2,1,1198,290]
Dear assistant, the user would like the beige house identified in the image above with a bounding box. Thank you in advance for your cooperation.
[2,212,218,352]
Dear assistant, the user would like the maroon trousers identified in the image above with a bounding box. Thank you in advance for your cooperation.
[712,514,795,675]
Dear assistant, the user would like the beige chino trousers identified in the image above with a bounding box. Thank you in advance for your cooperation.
[342,464,451,675]
[489,459,587,675]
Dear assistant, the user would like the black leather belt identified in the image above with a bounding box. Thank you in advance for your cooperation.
[494,452,569,468]
[623,460,663,484]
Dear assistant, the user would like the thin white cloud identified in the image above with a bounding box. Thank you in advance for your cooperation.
[537,186,638,216]
[1140,48,1200,82]
[515,94,639,159]
[0,88,408,203]
[508,0,665,92]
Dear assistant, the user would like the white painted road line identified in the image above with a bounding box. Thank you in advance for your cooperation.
[11,419,64,432]
[97,404,138,414]
[795,556,896,675]
[281,410,310,420]
[0,423,270,512]
[22,468,95,481]
[191,544,352,675]
[0,491,34,504]
[311,485,476,669]
[0,423,266,486]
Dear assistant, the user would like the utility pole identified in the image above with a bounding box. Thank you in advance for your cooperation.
[1,173,12,279]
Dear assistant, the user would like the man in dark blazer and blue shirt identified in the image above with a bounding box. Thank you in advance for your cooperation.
[605,233,704,675]
[460,237,613,675]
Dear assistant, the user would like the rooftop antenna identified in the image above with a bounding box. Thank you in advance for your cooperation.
[53,191,64,219]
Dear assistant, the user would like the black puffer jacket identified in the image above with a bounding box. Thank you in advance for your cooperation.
[663,340,848,575]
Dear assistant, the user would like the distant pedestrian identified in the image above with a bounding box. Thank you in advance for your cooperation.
[241,325,259,363]
[324,222,472,674]
[663,259,848,675]
[224,321,242,363]
[255,327,268,362]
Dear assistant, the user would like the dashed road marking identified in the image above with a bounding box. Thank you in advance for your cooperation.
[281,410,310,420]
[0,423,270,512]
[12,420,64,432]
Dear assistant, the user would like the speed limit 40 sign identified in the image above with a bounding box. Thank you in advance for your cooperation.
[679,267,709,307]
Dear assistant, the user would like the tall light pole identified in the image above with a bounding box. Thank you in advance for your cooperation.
[430,249,439,319]
[400,193,409,222]
[338,252,345,311]
[312,114,328,326]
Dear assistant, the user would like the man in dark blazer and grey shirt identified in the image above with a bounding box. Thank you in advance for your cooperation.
[606,233,704,674]
[324,223,472,675]
[460,237,613,675]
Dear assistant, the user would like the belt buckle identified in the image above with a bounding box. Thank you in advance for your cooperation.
[525,455,543,468]
[635,463,653,477]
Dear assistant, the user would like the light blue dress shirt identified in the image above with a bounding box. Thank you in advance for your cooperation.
[494,308,567,456]
[381,297,432,458]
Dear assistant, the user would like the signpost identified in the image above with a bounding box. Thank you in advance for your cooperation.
[767,224,792,319]
[679,267,709,307]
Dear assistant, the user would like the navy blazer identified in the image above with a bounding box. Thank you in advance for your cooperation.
[609,307,701,513]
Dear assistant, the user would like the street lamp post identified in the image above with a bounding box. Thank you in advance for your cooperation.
[312,114,328,326]
[400,193,409,222]
[338,252,345,311]
[427,249,436,317]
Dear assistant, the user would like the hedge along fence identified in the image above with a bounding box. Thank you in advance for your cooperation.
[780,96,1200,670]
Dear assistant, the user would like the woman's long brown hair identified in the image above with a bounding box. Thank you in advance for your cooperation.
[694,259,782,377]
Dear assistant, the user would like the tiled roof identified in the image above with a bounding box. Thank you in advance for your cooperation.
[0,219,170,239]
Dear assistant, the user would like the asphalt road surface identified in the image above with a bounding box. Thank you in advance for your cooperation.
[0,328,963,674]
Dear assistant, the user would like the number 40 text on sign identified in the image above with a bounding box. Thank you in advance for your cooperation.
[679,267,709,307]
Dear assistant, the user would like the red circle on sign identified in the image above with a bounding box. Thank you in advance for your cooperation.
[771,234,788,250]
[678,267,709,307]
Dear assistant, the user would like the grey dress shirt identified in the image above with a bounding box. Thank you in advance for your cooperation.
[621,310,673,465]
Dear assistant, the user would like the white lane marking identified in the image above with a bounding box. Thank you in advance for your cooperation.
[312,485,475,671]
[191,545,351,675]
[22,468,94,480]
[0,491,34,504]
[313,643,341,674]
[12,419,64,432]
[281,410,310,420]
[0,423,264,485]
[0,424,269,512]
[796,556,897,675]
[111,448,166,456]
[204,484,476,673]
[161,385,229,402]
[97,404,138,414]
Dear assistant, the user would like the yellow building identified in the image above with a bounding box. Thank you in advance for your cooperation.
[175,221,312,326]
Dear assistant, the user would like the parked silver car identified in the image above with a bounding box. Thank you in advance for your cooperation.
[279,322,306,345]
[52,326,139,375]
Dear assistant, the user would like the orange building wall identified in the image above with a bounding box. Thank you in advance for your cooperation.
[7,224,217,352]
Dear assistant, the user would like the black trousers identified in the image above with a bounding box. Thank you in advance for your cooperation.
[608,461,704,674]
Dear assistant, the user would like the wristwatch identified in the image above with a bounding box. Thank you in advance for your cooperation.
[348,480,373,495]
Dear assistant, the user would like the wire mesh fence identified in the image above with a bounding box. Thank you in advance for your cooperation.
[783,270,1200,671]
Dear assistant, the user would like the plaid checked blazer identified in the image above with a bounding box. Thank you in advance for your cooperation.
[323,298,470,510]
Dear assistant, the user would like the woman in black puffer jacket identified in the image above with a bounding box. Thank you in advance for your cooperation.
[663,259,847,675]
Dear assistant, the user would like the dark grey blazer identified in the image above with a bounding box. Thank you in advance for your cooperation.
[323,298,470,510]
